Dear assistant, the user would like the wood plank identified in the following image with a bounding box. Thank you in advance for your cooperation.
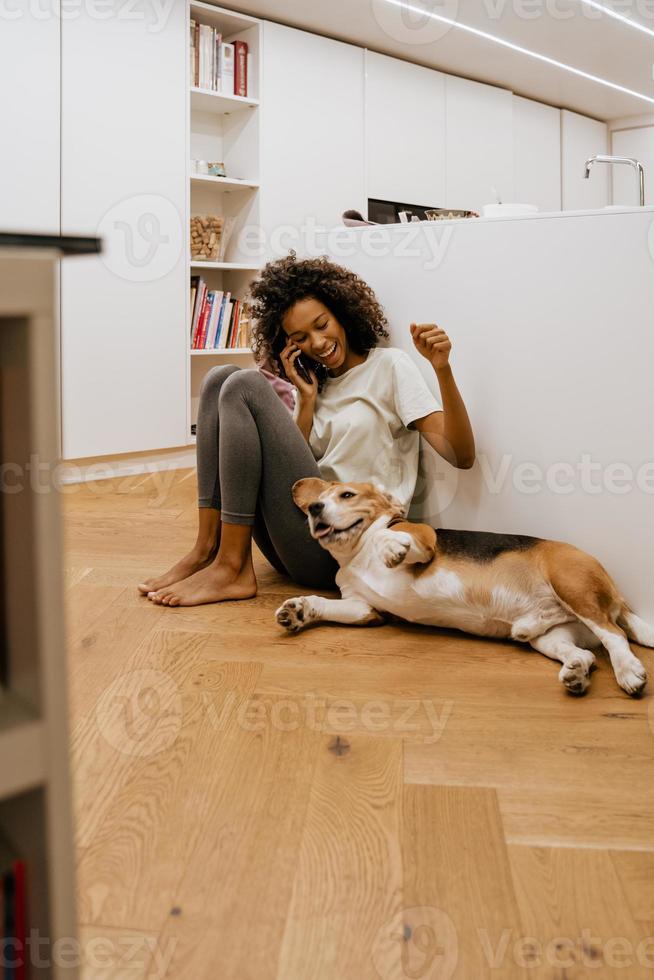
[609,850,654,922]
[498,785,654,851]
[398,785,527,980]
[63,565,92,590]
[508,844,654,979]
[77,923,170,979]
[70,629,212,848]
[66,590,164,720]
[276,735,403,980]
[76,660,261,932]
[150,705,322,980]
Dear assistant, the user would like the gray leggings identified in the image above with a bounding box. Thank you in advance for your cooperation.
[196,364,338,590]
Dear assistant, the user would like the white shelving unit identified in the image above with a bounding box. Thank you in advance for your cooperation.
[1,246,80,979]
[190,174,260,191]
[187,1,263,439]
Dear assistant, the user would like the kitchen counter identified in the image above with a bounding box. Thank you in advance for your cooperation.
[311,205,654,619]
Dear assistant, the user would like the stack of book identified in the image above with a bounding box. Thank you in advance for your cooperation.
[1,832,26,980]
[190,277,251,350]
[190,21,249,97]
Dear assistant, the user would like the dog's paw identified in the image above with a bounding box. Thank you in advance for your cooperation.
[275,596,318,633]
[559,657,592,696]
[615,657,647,696]
[377,530,411,568]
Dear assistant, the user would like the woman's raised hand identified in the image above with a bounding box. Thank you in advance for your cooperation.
[410,322,452,371]
[280,341,318,401]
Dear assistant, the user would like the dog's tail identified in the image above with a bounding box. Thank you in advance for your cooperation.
[618,605,654,648]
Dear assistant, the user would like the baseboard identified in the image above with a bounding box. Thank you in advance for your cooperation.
[59,445,196,485]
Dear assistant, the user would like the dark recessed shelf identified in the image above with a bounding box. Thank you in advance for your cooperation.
[0,232,102,256]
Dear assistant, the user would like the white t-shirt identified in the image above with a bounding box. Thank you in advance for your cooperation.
[296,346,442,510]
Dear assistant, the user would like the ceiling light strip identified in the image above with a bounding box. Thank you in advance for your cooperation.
[380,0,654,106]
[579,0,654,40]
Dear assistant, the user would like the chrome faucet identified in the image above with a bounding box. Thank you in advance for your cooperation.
[583,154,645,206]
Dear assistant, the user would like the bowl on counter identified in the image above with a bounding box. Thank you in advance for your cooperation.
[425,208,478,221]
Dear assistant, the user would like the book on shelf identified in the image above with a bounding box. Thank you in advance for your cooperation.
[234,41,248,98]
[190,281,252,350]
[1,830,26,980]
[190,20,249,97]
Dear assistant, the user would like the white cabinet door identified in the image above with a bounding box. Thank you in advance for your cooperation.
[445,75,514,213]
[611,126,654,206]
[365,50,445,208]
[561,109,609,210]
[260,22,365,256]
[61,2,187,460]
[0,15,59,233]
[513,96,561,212]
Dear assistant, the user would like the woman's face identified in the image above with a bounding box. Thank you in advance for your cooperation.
[281,297,349,375]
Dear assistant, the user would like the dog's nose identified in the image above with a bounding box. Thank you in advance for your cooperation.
[308,501,324,517]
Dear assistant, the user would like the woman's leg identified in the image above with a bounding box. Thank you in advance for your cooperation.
[150,370,338,606]
[138,364,240,594]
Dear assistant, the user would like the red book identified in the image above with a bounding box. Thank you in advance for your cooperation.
[234,40,248,97]
[13,860,26,980]
[195,296,211,349]
[190,279,206,347]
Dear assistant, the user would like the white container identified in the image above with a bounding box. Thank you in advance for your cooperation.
[481,203,539,217]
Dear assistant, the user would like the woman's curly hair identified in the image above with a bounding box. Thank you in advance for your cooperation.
[249,251,389,391]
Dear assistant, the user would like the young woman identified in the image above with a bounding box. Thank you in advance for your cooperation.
[138,253,475,606]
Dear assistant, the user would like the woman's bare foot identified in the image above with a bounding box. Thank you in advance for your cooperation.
[147,557,257,607]
[137,543,218,595]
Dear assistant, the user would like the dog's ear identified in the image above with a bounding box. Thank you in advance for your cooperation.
[374,483,407,518]
[292,478,330,513]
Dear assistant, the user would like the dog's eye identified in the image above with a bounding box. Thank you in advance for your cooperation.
[340,491,356,499]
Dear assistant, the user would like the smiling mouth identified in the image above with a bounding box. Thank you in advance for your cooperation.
[316,341,337,361]
[313,517,363,539]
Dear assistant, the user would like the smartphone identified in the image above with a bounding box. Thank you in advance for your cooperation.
[294,355,313,385]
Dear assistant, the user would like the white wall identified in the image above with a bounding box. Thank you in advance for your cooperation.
[0,15,60,233]
[611,127,654,206]
[513,95,561,212]
[260,22,366,254]
[561,109,609,210]
[365,50,446,208]
[60,1,188,460]
[313,209,654,619]
[445,75,514,213]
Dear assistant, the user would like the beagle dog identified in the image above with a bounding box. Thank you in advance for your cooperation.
[275,479,652,697]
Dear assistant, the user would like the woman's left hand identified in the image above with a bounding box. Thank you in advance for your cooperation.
[410,323,452,371]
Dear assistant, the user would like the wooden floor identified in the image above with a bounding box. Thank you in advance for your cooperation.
[63,468,654,979]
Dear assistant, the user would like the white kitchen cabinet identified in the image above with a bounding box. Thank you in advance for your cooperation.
[513,95,561,212]
[611,126,654,206]
[260,22,365,257]
[561,109,609,210]
[0,16,59,233]
[60,1,187,460]
[445,75,514,213]
[365,50,446,209]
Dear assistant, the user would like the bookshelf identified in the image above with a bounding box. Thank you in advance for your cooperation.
[187,1,262,439]
[1,246,83,979]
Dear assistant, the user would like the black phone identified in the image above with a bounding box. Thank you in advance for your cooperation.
[294,355,314,385]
